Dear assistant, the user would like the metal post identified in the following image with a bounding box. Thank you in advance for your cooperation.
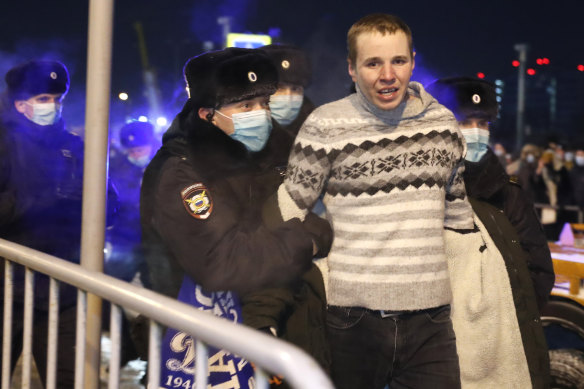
[514,43,528,152]
[81,0,115,388]
[549,77,557,128]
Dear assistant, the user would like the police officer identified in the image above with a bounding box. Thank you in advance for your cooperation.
[0,60,81,388]
[140,48,332,388]
[107,120,157,283]
[426,76,554,388]
[259,44,314,169]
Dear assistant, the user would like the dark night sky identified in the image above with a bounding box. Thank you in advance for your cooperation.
[0,0,582,130]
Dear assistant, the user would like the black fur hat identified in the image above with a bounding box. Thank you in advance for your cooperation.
[5,60,70,100]
[120,120,154,148]
[425,76,498,122]
[260,44,311,87]
[183,47,278,108]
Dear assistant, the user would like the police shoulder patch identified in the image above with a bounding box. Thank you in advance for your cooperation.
[181,183,213,219]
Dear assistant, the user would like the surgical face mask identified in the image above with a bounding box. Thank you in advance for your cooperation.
[269,94,303,125]
[216,109,272,152]
[128,154,151,167]
[461,127,489,163]
[526,154,536,164]
[565,152,575,162]
[576,156,584,167]
[26,102,62,126]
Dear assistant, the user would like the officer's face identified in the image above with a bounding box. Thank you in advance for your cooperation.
[14,93,64,120]
[211,95,270,135]
[458,117,490,131]
[348,31,415,111]
[272,83,304,97]
[128,145,152,160]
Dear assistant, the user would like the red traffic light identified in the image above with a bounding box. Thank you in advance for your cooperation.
[578,64,584,72]
[527,68,536,75]
[476,72,485,79]
[536,58,543,65]
[512,60,520,67]
[542,58,550,65]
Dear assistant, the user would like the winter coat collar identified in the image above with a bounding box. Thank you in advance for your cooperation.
[463,148,508,200]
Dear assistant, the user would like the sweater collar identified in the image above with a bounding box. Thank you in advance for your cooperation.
[354,81,432,123]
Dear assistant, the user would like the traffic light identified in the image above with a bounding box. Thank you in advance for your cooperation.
[512,60,520,67]
[494,79,504,107]
[476,72,485,79]
[527,68,536,76]
[578,64,584,72]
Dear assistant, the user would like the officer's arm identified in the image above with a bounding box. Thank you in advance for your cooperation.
[152,158,316,295]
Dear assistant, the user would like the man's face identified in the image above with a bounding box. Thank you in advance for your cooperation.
[458,117,489,131]
[14,93,64,120]
[272,83,304,97]
[210,95,270,135]
[348,31,415,111]
[128,145,152,160]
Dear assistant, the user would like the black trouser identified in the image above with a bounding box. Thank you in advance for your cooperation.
[326,304,461,389]
[0,302,77,388]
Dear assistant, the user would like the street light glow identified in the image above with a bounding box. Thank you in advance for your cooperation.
[118,92,128,101]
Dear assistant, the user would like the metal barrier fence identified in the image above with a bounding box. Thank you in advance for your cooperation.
[0,238,334,389]
[533,203,584,224]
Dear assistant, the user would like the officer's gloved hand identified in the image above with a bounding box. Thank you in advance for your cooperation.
[302,212,333,258]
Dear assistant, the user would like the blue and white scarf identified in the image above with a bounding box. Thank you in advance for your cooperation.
[159,276,256,388]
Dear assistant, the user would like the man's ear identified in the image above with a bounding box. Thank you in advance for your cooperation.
[347,58,357,83]
[411,51,416,72]
[14,100,27,114]
[198,107,213,121]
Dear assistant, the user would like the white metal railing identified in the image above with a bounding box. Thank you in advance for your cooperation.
[0,238,334,389]
[533,203,583,224]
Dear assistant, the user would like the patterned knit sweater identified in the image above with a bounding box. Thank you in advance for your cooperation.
[278,82,474,311]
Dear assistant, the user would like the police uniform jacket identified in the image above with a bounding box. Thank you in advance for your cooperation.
[0,107,84,310]
[463,148,553,388]
[464,148,555,311]
[140,101,328,299]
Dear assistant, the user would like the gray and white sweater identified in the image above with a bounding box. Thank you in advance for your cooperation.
[278,82,474,311]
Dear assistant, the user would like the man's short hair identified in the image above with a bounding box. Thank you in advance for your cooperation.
[347,13,414,66]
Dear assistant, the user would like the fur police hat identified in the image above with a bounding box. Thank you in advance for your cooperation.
[183,47,278,108]
[5,60,70,101]
[425,76,498,122]
[260,44,311,87]
[119,120,154,148]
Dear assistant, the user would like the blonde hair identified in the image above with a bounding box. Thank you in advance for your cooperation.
[347,13,413,66]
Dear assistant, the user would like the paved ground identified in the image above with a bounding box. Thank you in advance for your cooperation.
[10,333,146,389]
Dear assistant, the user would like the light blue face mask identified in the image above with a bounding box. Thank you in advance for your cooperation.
[128,154,151,167]
[461,127,490,162]
[26,102,62,126]
[269,94,303,125]
[216,109,272,152]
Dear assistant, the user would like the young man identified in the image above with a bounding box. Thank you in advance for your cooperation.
[426,76,553,388]
[276,14,473,389]
[140,47,332,389]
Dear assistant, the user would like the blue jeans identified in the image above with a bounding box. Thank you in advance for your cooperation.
[326,304,460,389]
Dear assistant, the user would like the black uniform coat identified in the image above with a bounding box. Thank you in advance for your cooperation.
[0,107,84,310]
[464,148,552,388]
[140,100,324,299]
[464,148,555,311]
